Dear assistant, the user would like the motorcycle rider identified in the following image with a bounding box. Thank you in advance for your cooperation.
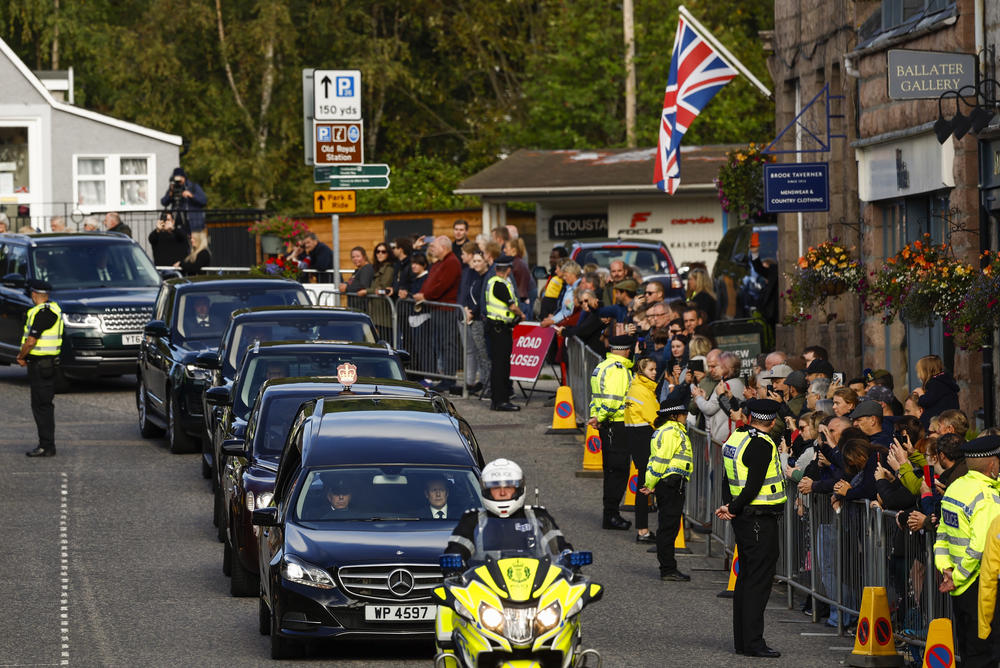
[446,458,572,562]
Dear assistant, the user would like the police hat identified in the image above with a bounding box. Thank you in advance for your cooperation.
[324,476,353,494]
[28,279,52,293]
[494,254,514,267]
[658,383,691,415]
[608,334,635,350]
[746,398,780,422]
[962,435,1000,458]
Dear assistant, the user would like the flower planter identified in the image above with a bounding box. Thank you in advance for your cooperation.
[260,234,283,255]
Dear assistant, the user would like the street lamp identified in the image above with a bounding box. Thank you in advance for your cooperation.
[935,81,998,144]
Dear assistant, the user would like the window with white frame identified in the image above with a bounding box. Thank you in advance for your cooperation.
[74,154,154,210]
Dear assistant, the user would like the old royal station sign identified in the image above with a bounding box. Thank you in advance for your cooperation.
[887,49,976,100]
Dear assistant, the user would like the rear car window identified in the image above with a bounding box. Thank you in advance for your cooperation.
[227,318,376,373]
[574,248,667,274]
[31,243,160,289]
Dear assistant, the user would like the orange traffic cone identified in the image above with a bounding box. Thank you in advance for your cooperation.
[674,516,690,553]
[920,619,955,668]
[846,586,904,667]
[717,545,738,598]
[575,424,603,478]
[545,386,581,434]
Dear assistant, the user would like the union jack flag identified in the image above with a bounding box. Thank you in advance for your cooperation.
[655,15,738,194]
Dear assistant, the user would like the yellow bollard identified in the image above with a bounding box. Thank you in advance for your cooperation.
[920,618,955,668]
[717,545,738,598]
[574,424,603,478]
[845,586,904,667]
[545,385,581,434]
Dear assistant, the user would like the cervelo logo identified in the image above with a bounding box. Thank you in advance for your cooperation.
[629,212,651,228]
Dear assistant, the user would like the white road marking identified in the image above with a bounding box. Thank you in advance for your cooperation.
[59,472,69,666]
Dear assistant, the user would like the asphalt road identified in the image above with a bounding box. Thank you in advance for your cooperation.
[0,368,853,667]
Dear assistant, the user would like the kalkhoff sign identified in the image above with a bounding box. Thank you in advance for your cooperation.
[887,49,976,100]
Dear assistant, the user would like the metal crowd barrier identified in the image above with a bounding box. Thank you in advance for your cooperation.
[675,427,955,649]
[308,287,468,394]
[563,336,602,421]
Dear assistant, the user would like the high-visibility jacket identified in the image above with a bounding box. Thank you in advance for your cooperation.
[588,354,633,423]
[722,426,786,506]
[623,374,658,427]
[644,420,693,490]
[484,275,516,323]
[22,301,63,356]
[934,470,1000,596]
[978,514,1000,639]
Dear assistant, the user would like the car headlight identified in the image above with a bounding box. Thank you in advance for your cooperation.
[63,312,101,329]
[246,491,255,512]
[534,601,562,634]
[184,364,211,381]
[478,602,504,634]
[281,555,335,589]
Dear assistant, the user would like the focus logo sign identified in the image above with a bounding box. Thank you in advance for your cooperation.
[337,362,358,386]
[623,211,663,236]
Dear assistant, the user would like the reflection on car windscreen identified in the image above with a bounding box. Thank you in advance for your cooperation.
[226,319,376,373]
[31,244,160,289]
[295,466,480,522]
[235,352,404,418]
[175,288,307,340]
[576,249,664,274]
[255,396,309,457]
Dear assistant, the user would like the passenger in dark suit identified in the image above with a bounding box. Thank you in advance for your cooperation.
[184,295,214,333]
[425,476,457,520]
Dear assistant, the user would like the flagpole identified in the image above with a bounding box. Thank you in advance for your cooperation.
[677,5,772,99]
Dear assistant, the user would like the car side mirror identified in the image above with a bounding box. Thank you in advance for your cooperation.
[252,507,279,527]
[221,438,247,458]
[204,385,232,406]
[395,349,411,364]
[232,421,247,439]
[531,265,548,281]
[144,320,168,337]
[195,352,221,370]
[2,273,25,288]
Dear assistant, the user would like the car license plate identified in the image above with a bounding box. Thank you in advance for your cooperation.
[364,605,435,622]
[122,334,142,346]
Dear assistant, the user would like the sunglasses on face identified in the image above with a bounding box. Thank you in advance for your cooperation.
[644,291,657,295]
[376,248,388,254]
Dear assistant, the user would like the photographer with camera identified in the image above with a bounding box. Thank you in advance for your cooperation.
[148,212,189,267]
[160,167,207,234]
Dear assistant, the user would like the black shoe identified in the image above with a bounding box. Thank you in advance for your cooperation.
[26,447,55,457]
[602,515,631,530]
[491,403,521,412]
[635,532,656,543]
[660,570,691,582]
[467,382,483,394]
[745,647,780,658]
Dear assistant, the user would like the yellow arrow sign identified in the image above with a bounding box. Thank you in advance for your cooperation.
[313,190,356,214]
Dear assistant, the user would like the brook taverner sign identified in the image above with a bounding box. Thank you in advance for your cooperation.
[887,49,976,100]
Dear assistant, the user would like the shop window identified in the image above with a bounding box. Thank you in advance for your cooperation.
[0,127,29,195]
[74,155,154,211]
[859,0,954,43]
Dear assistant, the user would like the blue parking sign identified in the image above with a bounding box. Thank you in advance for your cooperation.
[317,126,331,142]
[336,76,354,97]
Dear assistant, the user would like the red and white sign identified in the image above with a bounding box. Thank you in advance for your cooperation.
[509,324,555,382]
[337,362,358,386]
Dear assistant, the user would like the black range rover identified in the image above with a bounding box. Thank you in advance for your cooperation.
[0,232,160,382]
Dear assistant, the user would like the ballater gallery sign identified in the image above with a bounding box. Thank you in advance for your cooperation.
[887,49,976,100]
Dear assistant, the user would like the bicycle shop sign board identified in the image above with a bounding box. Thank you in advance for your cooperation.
[509,324,556,382]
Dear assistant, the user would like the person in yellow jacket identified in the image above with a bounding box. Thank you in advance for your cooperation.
[978,512,1000,647]
[934,435,1000,666]
[588,335,635,530]
[18,280,63,458]
[640,383,693,582]
[624,357,660,544]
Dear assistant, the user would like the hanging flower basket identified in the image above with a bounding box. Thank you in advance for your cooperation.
[248,216,311,255]
[944,250,1000,349]
[783,240,863,324]
[714,143,774,222]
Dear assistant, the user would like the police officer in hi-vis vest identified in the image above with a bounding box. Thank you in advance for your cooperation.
[484,254,524,412]
[934,435,1000,666]
[18,280,63,457]
[715,398,785,658]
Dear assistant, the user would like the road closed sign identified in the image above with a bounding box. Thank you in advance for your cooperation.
[509,324,556,382]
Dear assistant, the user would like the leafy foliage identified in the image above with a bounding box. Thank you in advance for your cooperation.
[2,0,774,212]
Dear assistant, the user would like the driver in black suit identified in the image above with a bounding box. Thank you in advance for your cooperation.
[184,295,213,333]
[425,476,458,520]
[321,477,354,519]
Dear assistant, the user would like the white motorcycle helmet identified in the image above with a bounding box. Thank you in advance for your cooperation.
[480,458,525,518]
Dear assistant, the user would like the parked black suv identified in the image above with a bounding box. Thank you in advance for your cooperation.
[0,232,160,382]
[136,276,309,453]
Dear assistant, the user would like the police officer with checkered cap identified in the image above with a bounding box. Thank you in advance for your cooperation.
[715,398,786,657]
[18,279,63,457]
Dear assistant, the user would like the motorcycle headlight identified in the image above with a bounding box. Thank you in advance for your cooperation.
[256,492,273,509]
[281,555,335,589]
[478,602,504,634]
[502,606,535,645]
[184,364,211,381]
[63,312,101,329]
[534,601,562,634]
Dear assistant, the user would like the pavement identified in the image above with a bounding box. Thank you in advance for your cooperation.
[0,368,858,666]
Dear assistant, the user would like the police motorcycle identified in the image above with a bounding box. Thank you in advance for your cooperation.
[433,512,603,668]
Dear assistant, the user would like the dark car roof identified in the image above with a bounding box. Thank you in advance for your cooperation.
[303,397,471,468]
[570,238,668,248]
[1,231,138,246]
[247,340,390,354]
[259,376,429,398]
[166,275,306,291]
[230,305,366,321]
